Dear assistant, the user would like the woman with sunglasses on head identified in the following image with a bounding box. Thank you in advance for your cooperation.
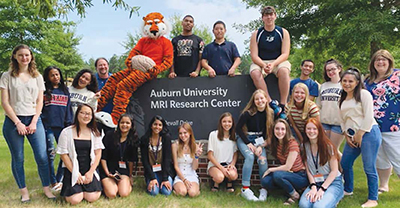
[364,49,400,194]
[140,115,174,196]
[339,67,382,208]
[100,114,139,198]
[57,104,104,205]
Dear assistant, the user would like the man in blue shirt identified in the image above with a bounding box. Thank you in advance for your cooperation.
[290,59,319,100]
[95,57,113,113]
[201,21,241,77]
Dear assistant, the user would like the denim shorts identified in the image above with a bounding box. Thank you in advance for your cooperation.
[322,123,342,134]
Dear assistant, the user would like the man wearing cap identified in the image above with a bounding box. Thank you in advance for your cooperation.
[169,15,204,78]
[249,6,291,118]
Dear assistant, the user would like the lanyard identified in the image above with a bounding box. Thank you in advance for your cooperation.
[119,141,127,161]
[310,146,319,173]
[152,136,161,162]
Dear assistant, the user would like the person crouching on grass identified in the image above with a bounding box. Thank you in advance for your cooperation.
[172,123,203,197]
[207,112,238,192]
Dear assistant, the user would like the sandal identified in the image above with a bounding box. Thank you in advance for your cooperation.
[283,197,296,205]
[378,188,388,194]
[226,182,234,193]
[211,183,219,192]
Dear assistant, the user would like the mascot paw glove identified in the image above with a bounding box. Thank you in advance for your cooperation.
[131,55,156,72]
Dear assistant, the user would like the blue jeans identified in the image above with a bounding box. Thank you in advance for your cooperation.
[261,170,309,195]
[299,176,344,208]
[237,136,268,186]
[3,116,50,188]
[340,125,381,200]
[145,172,173,196]
[45,127,63,184]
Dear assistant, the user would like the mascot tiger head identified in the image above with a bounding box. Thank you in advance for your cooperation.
[142,12,170,39]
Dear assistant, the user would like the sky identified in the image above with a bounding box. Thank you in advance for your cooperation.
[65,0,261,61]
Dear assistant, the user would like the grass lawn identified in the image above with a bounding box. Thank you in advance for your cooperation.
[0,109,399,207]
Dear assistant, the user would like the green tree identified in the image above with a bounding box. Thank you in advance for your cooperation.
[0,0,84,77]
[28,0,139,18]
[239,0,400,81]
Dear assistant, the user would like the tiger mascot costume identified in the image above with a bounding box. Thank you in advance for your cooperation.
[97,12,173,124]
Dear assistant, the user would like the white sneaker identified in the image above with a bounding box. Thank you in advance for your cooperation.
[241,188,259,201]
[258,188,268,201]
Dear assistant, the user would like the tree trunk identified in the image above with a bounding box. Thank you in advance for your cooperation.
[370,41,383,58]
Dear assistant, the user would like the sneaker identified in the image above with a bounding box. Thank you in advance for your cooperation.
[51,182,62,192]
[241,188,259,201]
[344,191,353,196]
[258,188,267,201]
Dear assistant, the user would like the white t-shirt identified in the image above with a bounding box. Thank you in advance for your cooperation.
[316,81,342,125]
[68,86,97,115]
[0,71,45,116]
[207,130,237,170]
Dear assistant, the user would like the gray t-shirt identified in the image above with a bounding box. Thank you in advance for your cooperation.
[0,71,45,116]
[304,142,333,177]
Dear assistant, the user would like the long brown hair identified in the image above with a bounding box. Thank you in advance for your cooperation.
[241,89,274,140]
[177,123,196,158]
[217,112,236,141]
[73,104,100,137]
[302,118,341,169]
[9,44,39,78]
[270,119,294,158]
[367,49,394,84]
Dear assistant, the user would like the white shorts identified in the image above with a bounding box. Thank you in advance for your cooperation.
[376,131,400,175]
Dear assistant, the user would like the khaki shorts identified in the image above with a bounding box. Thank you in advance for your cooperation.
[250,60,291,77]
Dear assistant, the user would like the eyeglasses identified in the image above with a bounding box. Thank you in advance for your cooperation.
[79,111,92,117]
[326,67,337,72]
[375,58,388,62]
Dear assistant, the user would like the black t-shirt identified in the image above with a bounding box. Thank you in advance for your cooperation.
[172,34,204,77]
[236,110,267,144]
[100,131,138,177]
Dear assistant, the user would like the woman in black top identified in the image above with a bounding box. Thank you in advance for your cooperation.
[140,115,174,196]
[100,114,139,198]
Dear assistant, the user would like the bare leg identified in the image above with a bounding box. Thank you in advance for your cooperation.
[250,70,271,101]
[102,177,118,198]
[187,182,200,197]
[117,175,132,197]
[173,182,188,196]
[65,192,84,205]
[377,167,392,192]
[20,187,29,201]
[276,67,290,105]
[327,130,344,157]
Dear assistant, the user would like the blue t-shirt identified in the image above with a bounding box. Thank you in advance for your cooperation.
[96,72,113,113]
[202,40,240,75]
[290,78,319,97]
[364,69,400,132]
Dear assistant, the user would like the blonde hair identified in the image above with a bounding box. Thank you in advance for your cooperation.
[241,89,274,140]
[367,49,395,84]
[177,123,196,158]
[9,44,39,78]
[288,83,312,120]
